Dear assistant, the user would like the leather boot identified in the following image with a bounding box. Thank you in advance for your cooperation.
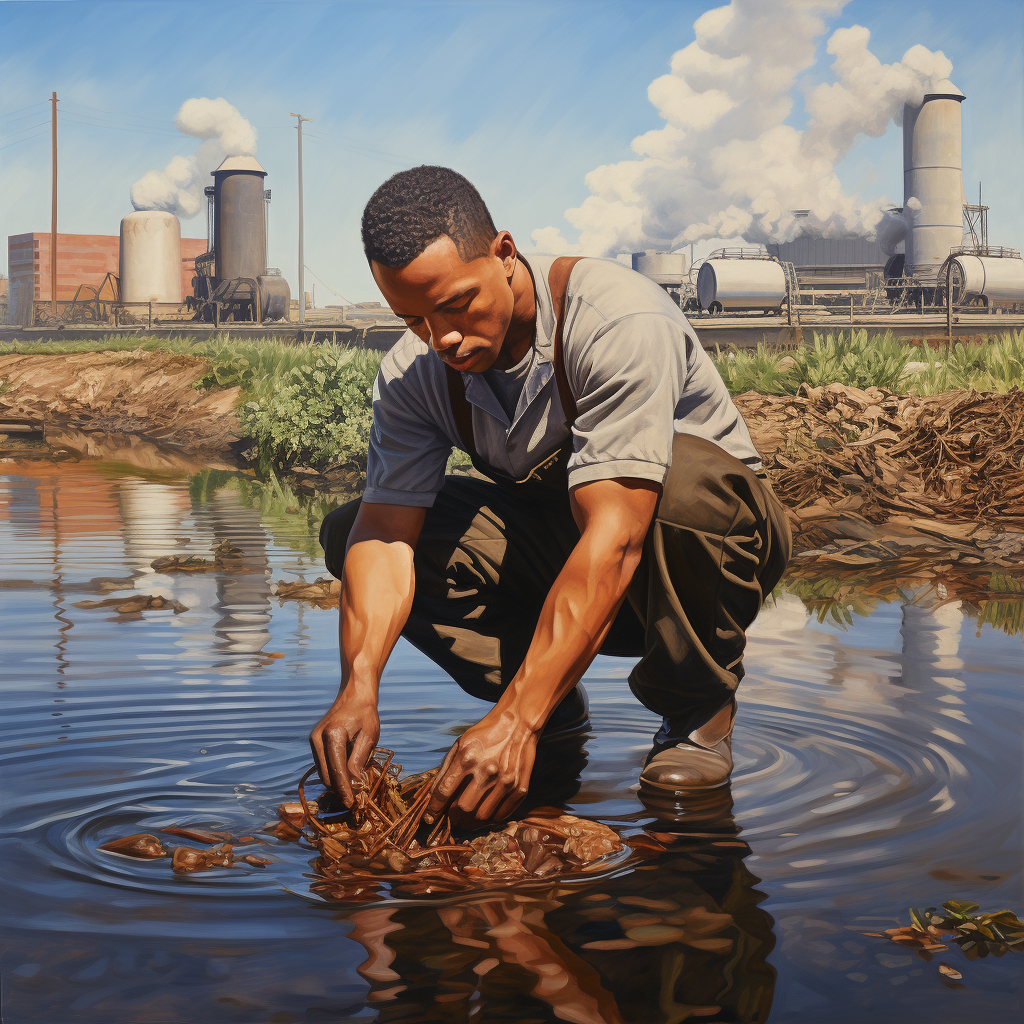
[640,701,736,795]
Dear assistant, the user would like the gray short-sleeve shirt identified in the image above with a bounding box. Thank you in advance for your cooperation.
[363,255,761,506]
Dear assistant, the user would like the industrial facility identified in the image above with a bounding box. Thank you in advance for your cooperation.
[631,84,1024,329]
[6,155,290,328]
[4,81,1023,345]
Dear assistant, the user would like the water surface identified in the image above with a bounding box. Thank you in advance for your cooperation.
[1,459,1021,1023]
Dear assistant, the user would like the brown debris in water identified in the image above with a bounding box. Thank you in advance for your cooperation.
[864,900,1024,971]
[98,833,168,859]
[73,594,187,614]
[274,577,342,608]
[151,540,248,573]
[171,843,236,874]
[283,751,623,902]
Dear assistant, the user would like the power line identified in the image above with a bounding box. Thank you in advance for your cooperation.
[0,129,49,151]
[0,100,48,121]
[304,264,354,306]
[0,119,51,140]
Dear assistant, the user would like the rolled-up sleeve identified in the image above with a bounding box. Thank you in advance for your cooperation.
[363,357,453,507]
[565,312,686,489]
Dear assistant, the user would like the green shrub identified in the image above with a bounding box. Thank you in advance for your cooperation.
[240,347,377,471]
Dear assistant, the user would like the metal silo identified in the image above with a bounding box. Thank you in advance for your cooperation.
[119,210,182,303]
[903,87,966,283]
[212,155,267,282]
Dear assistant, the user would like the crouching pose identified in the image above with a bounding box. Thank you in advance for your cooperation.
[311,166,790,826]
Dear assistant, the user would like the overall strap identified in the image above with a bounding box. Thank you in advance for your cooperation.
[444,255,585,458]
[548,256,584,428]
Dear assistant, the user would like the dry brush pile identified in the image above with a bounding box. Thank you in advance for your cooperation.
[736,384,1024,551]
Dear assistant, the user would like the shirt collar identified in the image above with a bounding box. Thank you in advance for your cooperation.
[459,253,557,427]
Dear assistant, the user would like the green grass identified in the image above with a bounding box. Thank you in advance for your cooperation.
[712,329,1024,396]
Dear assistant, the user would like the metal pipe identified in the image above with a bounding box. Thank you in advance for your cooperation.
[290,112,313,324]
[50,91,58,317]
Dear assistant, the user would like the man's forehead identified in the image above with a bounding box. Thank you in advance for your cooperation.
[372,236,484,310]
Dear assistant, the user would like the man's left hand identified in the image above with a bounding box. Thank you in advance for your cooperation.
[427,706,540,828]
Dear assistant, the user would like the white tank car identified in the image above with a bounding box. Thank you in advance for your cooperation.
[696,257,787,312]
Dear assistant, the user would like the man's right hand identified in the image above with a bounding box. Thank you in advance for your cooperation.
[309,692,381,806]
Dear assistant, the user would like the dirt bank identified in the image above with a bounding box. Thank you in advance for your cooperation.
[2,351,1021,564]
[0,350,242,463]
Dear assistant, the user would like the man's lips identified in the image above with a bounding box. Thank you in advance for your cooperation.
[442,350,478,370]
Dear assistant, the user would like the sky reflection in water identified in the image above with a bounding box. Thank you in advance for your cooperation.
[0,460,1020,1023]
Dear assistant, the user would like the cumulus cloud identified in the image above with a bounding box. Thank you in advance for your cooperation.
[130,98,258,219]
[531,1,956,255]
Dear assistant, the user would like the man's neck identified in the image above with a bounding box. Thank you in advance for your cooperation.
[492,257,537,371]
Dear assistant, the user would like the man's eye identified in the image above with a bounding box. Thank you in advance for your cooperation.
[404,317,424,327]
[445,302,470,314]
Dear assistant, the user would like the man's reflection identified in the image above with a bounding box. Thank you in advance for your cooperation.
[339,788,776,1023]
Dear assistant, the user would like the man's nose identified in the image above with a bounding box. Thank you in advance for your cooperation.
[431,326,462,354]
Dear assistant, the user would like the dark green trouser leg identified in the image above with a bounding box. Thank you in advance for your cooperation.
[624,435,791,739]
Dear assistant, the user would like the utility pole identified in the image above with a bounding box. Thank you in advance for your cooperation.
[50,91,58,318]
[290,112,313,323]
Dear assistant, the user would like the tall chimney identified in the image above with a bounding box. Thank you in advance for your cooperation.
[903,86,966,283]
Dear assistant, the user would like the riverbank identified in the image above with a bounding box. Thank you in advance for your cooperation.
[2,335,1022,564]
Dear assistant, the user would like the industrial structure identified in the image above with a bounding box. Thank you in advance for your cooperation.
[630,80,1024,323]
[6,156,290,327]
[188,156,290,324]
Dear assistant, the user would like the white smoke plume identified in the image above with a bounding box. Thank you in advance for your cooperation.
[130,98,258,219]
[533,1,955,255]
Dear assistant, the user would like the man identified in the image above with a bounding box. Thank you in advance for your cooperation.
[311,165,790,826]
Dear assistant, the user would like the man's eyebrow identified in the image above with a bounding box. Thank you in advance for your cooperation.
[393,291,471,319]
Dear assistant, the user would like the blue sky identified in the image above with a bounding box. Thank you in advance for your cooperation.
[1,0,1021,303]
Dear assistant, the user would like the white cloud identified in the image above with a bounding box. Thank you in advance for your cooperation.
[534,0,957,255]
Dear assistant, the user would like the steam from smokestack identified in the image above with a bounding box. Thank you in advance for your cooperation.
[532,1,955,255]
[130,98,258,219]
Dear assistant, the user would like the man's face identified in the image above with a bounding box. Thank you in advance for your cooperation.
[371,233,516,373]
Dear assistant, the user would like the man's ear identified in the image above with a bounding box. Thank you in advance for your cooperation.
[493,231,517,275]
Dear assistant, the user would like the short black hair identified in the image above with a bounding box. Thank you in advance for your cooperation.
[361,165,498,268]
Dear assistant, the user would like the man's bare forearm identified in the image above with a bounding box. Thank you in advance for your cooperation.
[500,480,657,730]
[310,502,425,800]
[337,537,416,701]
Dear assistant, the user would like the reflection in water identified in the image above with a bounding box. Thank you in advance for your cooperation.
[0,460,1021,1024]
[342,818,775,1024]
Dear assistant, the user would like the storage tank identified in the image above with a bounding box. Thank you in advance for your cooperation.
[696,258,787,312]
[212,155,267,282]
[903,87,966,283]
[119,211,182,303]
[947,253,1024,307]
[631,250,687,286]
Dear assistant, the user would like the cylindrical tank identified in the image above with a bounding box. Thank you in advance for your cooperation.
[212,156,267,281]
[258,273,291,321]
[631,250,687,286]
[696,258,787,311]
[948,254,1024,306]
[903,88,965,283]
[119,211,182,303]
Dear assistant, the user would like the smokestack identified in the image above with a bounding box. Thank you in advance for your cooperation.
[212,155,267,282]
[903,85,965,283]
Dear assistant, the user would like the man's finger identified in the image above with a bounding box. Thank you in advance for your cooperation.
[325,730,355,806]
[426,744,461,815]
[479,777,522,823]
[348,732,376,790]
[309,731,329,789]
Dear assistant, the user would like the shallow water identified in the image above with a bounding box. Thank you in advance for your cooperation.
[1,459,1021,1023]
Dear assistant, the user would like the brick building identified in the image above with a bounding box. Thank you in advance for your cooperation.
[6,231,208,324]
